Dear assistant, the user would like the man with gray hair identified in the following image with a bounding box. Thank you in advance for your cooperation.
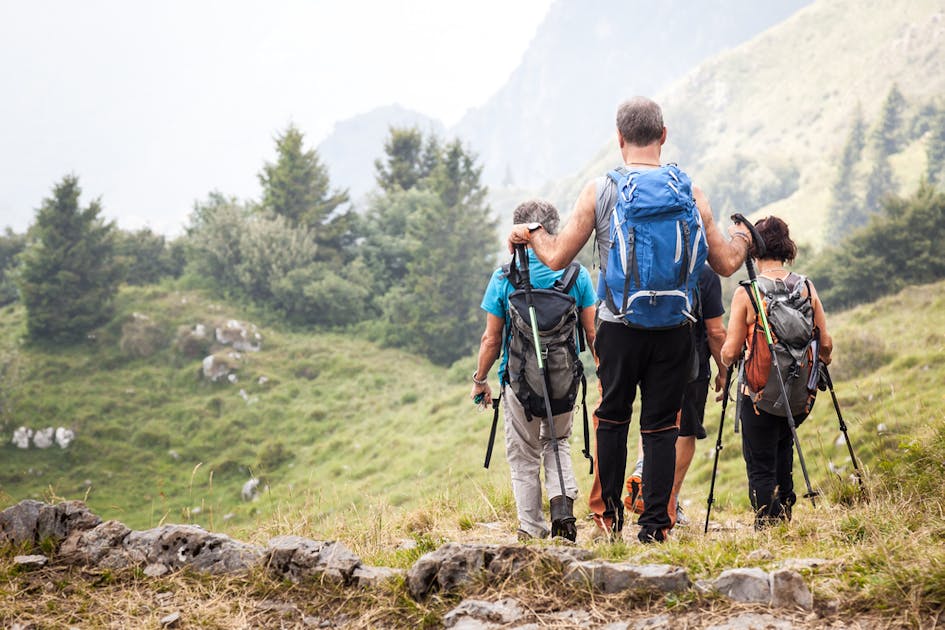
[508,97,753,543]
[472,198,597,541]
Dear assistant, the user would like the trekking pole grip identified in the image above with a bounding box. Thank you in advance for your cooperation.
[514,243,528,274]
[730,213,766,260]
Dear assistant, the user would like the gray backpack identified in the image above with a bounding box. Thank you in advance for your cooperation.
[504,262,584,418]
[746,274,817,417]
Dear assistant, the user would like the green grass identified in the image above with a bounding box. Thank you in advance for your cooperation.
[3,280,945,624]
[0,284,520,535]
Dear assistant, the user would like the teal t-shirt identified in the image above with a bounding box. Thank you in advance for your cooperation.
[480,249,597,383]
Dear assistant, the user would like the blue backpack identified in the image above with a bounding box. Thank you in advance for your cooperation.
[599,164,708,329]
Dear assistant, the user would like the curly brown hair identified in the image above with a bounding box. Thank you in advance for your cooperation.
[751,216,797,263]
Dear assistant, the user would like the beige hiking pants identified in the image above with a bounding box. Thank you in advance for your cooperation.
[503,386,579,538]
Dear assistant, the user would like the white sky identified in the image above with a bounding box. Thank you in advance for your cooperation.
[0,0,553,234]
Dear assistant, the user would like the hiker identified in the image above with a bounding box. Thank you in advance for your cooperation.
[472,198,597,541]
[720,216,833,529]
[508,96,752,543]
[588,264,726,530]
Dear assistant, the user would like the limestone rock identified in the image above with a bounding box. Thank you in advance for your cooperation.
[124,524,264,573]
[13,554,47,569]
[770,568,813,611]
[704,612,795,630]
[443,598,525,628]
[0,500,101,549]
[712,567,772,604]
[144,563,170,577]
[0,499,44,546]
[215,319,261,352]
[565,560,690,594]
[60,520,133,568]
[352,564,404,588]
[406,543,495,599]
[266,535,361,584]
[37,501,103,544]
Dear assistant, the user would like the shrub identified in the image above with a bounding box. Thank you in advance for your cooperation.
[828,330,894,381]
[119,314,168,358]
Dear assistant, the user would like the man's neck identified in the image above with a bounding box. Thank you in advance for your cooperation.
[621,145,662,168]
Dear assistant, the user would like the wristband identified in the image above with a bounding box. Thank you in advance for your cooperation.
[472,371,488,386]
[731,231,750,244]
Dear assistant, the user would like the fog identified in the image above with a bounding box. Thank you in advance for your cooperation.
[0,0,551,235]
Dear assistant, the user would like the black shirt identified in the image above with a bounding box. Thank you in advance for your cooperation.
[694,264,725,381]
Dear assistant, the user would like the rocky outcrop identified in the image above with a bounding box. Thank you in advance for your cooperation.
[0,500,817,614]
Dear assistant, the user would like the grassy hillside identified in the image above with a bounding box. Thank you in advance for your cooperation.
[3,281,945,625]
[2,275,944,539]
[544,0,945,248]
[0,284,524,535]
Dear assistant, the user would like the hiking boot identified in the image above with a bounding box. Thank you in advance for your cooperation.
[550,495,577,542]
[624,459,645,515]
[638,526,669,544]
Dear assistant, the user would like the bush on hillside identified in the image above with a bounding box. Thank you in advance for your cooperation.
[271,260,371,328]
[828,330,894,381]
[114,228,185,286]
[808,183,945,311]
[0,229,25,307]
[119,313,168,358]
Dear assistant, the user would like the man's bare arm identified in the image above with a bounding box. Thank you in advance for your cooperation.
[508,180,597,271]
[694,186,751,277]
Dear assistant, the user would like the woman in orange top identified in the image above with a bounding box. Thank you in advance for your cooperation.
[721,216,833,529]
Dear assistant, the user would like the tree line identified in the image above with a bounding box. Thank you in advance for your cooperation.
[0,125,497,365]
[828,86,945,240]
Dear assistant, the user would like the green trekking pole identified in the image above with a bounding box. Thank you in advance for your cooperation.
[705,361,736,534]
[514,244,572,533]
[819,363,863,487]
[731,214,819,506]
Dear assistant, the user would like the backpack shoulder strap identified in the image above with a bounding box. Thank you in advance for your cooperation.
[553,262,582,295]
[606,169,623,185]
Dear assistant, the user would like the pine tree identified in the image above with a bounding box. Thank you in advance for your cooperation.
[17,176,121,343]
[927,106,945,186]
[258,124,353,264]
[828,107,866,240]
[372,134,497,365]
[374,127,425,193]
[872,85,907,155]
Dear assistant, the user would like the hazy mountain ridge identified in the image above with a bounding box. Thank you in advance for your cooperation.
[452,0,813,188]
[560,0,945,247]
[316,0,811,203]
[317,104,445,202]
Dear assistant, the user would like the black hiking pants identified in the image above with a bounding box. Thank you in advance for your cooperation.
[594,321,691,540]
[739,395,807,527]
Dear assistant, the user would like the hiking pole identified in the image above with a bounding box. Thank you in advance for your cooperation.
[705,361,736,534]
[514,244,568,499]
[731,213,819,506]
[733,354,746,434]
[819,363,864,487]
[483,395,502,469]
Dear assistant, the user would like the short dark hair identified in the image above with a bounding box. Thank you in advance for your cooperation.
[616,97,664,147]
[751,216,797,263]
[512,198,560,234]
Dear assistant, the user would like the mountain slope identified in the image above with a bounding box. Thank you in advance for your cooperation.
[453,0,812,188]
[556,0,945,247]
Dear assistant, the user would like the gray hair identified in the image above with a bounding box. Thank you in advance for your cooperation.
[616,97,664,147]
[512,198,560,235]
